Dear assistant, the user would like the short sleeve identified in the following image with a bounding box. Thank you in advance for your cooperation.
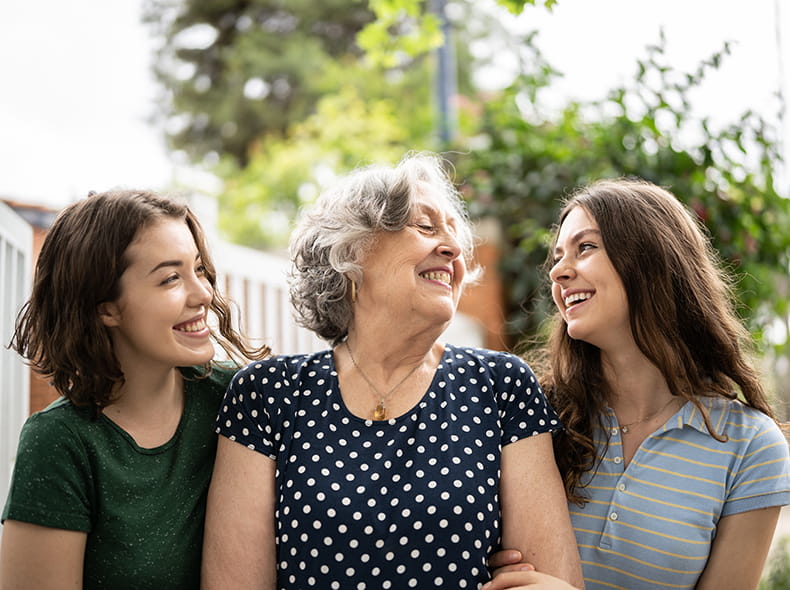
[215,360,282,459]
[722,417,790,516]
[492,352,562,445]
[2,412,93,531]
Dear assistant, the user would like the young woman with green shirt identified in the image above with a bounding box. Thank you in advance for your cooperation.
[0,190,268,589]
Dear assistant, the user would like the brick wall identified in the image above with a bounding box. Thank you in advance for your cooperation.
[458,218,507,351]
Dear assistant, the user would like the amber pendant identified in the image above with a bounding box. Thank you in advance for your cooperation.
[373,402,386,420]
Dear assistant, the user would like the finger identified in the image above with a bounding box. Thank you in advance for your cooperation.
[488,549,524,569]
[491,562,537,578]
[483,570,541,589]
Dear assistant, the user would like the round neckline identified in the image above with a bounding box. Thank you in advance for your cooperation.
[329,346,447,424]
[100,369,195,454]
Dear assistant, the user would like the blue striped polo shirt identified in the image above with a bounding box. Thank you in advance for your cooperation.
[571,396,790,590]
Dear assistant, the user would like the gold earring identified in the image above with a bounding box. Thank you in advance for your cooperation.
[350,279,357,303]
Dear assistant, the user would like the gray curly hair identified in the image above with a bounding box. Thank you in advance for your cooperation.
[289,152,479,345]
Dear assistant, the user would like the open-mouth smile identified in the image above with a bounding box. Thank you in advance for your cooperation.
[564,291,593,308]
[174,316,208,333]
[420,270,452,287]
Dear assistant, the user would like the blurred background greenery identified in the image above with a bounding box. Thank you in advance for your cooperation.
[141,0,790,420]
[0,0,787,579]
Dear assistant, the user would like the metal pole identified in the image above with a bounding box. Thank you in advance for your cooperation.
[432,0,457,145]
[774,0,788,196]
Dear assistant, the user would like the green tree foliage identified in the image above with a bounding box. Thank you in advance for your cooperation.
[359,0,556,66]
[144,1,789,359]
[451,32,790,352]
[142,0,536,168]
[211,46,452,247]
[216,84,414,247]
[143,0,377,166]
[760,538,790,590]
[145,0,504,247]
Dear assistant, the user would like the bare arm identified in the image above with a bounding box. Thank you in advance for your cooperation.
[0,520,86,590]
[483,570,581,590]
[694,506,781,590]
[499,432,584,589]
[201,436,278,590]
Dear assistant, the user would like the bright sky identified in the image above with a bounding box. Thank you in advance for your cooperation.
[0,0,173,208]
[1,0,787,209]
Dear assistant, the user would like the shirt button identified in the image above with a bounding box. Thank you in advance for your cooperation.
[610,512,619,521]
[611,428,619,436]
[617,483,626,492]
[613,456,623,464]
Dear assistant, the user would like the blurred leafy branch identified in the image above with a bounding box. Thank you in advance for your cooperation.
[760,537,790,590]
[451,30,790,354]
[143,1,790,359]
[357,0,555,67]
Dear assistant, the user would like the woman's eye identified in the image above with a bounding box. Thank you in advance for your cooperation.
[161,274,179,285]
[413,223,437,233]
[579,242,596,253]
[196,264,207,275]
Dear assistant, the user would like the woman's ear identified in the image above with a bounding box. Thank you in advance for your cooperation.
[97,302,121,328]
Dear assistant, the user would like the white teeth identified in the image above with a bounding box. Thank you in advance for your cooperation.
[421,271,451,285]
[177,318,206,332]
[564,292,592,307]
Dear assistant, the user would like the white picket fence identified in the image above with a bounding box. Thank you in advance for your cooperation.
[190,192,482,355]
[212,239,482,357]
[212,239,326,356]
[0,202,32,515]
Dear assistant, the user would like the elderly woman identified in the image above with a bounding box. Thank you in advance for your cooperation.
[202,153,583,589]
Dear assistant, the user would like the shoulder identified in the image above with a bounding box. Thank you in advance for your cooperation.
[181,362,237,388]
[710,397,784,437]
[697,397,789,457]
[443,344,529,368]
[229,350,334,387]
[443,345,537,379]
[15,399,95,456]
[704,398,790,512]
[24,398,91,431]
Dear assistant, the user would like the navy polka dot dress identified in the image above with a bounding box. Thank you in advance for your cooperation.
[216,344,560,589]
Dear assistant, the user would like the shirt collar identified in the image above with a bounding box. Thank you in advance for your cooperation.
[658,395,731,435]
[602,395,732,437]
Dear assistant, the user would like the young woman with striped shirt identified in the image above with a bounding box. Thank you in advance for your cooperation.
[487,179,790,590]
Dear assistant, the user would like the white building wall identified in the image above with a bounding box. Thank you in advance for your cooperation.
[0,202,32,514]
[212,240,325,355]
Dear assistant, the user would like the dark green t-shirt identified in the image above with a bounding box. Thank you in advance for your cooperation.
[1,365,235,589]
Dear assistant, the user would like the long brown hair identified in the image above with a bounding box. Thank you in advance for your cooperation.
[540,179,774,504]
[11,190,268,413]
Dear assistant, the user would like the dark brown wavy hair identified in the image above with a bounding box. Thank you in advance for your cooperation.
[11,189,268,413]
[539,179,775,505]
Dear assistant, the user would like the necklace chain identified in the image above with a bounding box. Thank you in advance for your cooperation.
[344,341,421,420]
[618,396,678,434]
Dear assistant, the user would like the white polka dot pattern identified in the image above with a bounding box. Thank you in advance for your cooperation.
[216,345,560,588]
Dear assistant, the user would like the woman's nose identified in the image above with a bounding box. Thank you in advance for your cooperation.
[437,229,462,260]
[549,256,574,283]
[189,275,214,306]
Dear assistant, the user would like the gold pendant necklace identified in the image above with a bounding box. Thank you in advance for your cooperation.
[344,341,421,420]
[618,396,679,434]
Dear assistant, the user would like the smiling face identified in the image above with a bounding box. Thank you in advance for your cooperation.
[357,183,467,330]
[99,217,215,373]
[549,206,631,351]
